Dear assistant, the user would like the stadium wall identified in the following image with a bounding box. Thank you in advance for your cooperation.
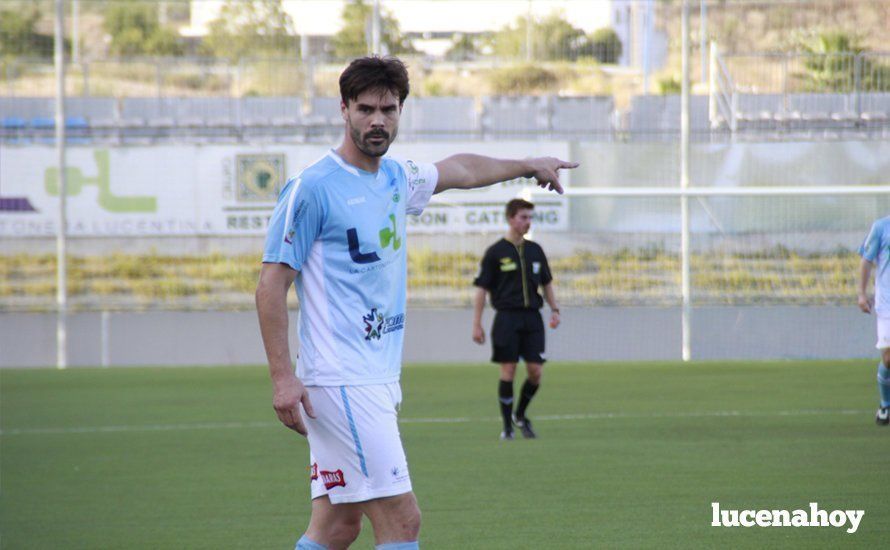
[0,306,877,368]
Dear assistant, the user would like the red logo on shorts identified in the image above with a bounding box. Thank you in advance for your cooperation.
[320,469,346,489]
[309,463,318,481]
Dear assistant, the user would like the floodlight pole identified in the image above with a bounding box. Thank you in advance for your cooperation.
[72,0,79,64]
[55,0,68,369]
[371,0,381,54]
[526,0,533,62]
[700,0,708,85]
[680,0,692,362]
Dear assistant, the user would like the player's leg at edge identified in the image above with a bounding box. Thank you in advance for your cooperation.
[297,492,421,550]
[298,496,362,549]
[362,491,422,549]
[876,347,890,426]
[499,363,517,440]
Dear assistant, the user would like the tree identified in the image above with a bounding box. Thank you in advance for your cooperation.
[104,2,183,56]
[204,0,298,61]
[588,28,622,64]
[488,64,559,95]
[444,33,482,62]
[491,11,592,62]
[0,8,54,58]
[796,30,889,92]
[332,0,415,59]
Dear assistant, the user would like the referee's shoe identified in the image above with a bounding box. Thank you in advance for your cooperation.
[512,414,537,439]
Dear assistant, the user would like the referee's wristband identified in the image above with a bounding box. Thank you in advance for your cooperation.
[551,308,560,314]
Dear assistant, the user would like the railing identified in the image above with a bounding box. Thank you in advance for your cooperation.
[712,49,890,131]
[709,42,736,131]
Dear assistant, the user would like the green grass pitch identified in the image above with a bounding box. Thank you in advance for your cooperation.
[1,361,888,549]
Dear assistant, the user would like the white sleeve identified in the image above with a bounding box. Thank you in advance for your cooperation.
[395,158,439,215]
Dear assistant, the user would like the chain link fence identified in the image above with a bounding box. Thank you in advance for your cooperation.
[1,0,888,317]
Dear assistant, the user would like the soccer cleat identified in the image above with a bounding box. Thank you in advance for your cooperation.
[513,415,537,439]
[499,429,514,440]
[876,407,889,426]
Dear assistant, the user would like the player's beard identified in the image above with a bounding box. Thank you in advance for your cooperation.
[347,117,397,158]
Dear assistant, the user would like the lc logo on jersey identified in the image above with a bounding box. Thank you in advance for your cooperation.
[347,215,402,264]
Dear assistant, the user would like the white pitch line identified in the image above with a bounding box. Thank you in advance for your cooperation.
[0,409,870,436]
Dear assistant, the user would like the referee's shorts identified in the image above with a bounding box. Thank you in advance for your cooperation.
[491,309,546,364]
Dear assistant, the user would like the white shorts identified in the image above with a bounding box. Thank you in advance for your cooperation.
[304,382,412,504]
[877,317,890,350]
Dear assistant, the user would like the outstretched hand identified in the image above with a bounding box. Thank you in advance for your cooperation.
[527,157,579,195]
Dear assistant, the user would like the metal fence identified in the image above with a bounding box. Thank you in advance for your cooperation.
[2,0,890,366]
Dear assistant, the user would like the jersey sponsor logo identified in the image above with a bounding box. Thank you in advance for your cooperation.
[500,257,517,272]
[363,308,385,340]
[320,469,346,490]
[384,313,405,334]
[347,196,366,206]
[379,214,402,251]
[309,462,318,481]
[285,200,308,244]
[405,159,427,191]
[347,228,382,264]
[363,308,405,341]
[347,216,403,264]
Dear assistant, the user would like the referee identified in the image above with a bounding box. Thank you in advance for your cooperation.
[472,198,560,440]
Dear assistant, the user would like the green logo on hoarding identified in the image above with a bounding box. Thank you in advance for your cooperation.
[236,154,285,202]
[44,150,157,213]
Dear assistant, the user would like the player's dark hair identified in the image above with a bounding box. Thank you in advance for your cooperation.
[506,198,535,219]
[339,56,410,106]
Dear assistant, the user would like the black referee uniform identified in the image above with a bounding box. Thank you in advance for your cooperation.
[474,237,553,364]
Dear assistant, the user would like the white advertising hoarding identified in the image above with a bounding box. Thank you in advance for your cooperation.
[0,141,571,237]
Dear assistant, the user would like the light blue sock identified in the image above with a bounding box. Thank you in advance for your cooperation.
[376,542,419,550]
[878,363,890,408]
[296,534,327,550]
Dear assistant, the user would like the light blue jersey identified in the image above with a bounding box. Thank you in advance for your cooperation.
[859,215,890,318]
[263,150,437,386]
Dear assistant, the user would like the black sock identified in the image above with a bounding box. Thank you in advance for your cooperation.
[498,379,514,432]
[515,379,539,420]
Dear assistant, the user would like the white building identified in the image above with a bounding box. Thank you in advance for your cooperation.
[610,0,668,71]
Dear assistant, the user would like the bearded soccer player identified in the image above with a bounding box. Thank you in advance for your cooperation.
[857,215,890,426]
[255,56,577,550]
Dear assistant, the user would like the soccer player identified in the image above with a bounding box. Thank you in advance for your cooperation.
[857,215,890,426]
[471,199,560,440]
[255,56,577,550]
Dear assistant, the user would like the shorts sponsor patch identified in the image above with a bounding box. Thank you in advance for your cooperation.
[320,469,347,490]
